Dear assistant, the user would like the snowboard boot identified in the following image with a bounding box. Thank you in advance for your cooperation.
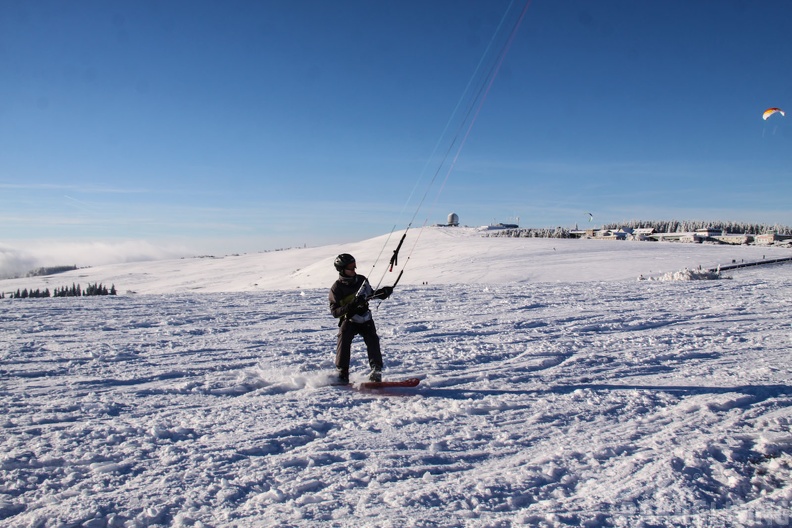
[368,368,382,383]
[337,368,349,384]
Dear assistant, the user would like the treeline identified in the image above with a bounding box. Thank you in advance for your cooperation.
[600,220,792,235]
[485,227,574,238]
[484,221,792,238]
[7,283,117,299]
[26,265,78,277]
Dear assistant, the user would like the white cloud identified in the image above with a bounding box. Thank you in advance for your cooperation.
[0,240,190,279]
[0,247,37,280]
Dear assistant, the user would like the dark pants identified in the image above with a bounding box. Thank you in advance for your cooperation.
[336,319,383,372]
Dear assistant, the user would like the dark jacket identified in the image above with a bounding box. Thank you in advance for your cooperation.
[329,274,374,323]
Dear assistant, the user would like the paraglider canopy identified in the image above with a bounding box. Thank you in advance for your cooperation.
[763,107,785,120]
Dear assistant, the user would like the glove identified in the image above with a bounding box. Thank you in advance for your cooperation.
[373,286,393,300]
[347,298,368,316]
[352,300,369,316]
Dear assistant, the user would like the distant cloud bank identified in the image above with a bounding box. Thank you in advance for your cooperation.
[0,241,189,279]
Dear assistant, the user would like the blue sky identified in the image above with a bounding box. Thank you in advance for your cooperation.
[1,0,791,261]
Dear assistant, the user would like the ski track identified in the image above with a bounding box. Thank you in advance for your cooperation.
[2,268,792,527]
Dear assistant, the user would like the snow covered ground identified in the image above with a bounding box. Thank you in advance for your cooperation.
[2,228,792,527]
[0,227,784,295]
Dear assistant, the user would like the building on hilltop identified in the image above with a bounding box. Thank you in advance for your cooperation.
[435,212,461,227]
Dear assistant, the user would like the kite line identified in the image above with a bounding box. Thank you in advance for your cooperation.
[372,0,533,291]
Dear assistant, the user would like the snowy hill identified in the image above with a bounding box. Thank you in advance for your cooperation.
[0,227,784,295]
[2,228,792,527]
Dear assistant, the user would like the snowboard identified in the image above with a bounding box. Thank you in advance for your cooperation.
[359,378,420,390]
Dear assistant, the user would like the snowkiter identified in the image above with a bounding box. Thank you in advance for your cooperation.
[329,254,393,384]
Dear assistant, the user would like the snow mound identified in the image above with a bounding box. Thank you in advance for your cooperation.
[646,268,724,281]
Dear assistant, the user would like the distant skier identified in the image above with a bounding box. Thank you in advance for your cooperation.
[329,254,393,384]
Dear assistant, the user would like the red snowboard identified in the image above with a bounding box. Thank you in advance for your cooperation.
[359,378,421,390]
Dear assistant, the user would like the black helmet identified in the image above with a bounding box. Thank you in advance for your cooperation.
[334,253,356,272]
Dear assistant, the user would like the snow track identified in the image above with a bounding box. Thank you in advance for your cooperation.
[2,266,792,526]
